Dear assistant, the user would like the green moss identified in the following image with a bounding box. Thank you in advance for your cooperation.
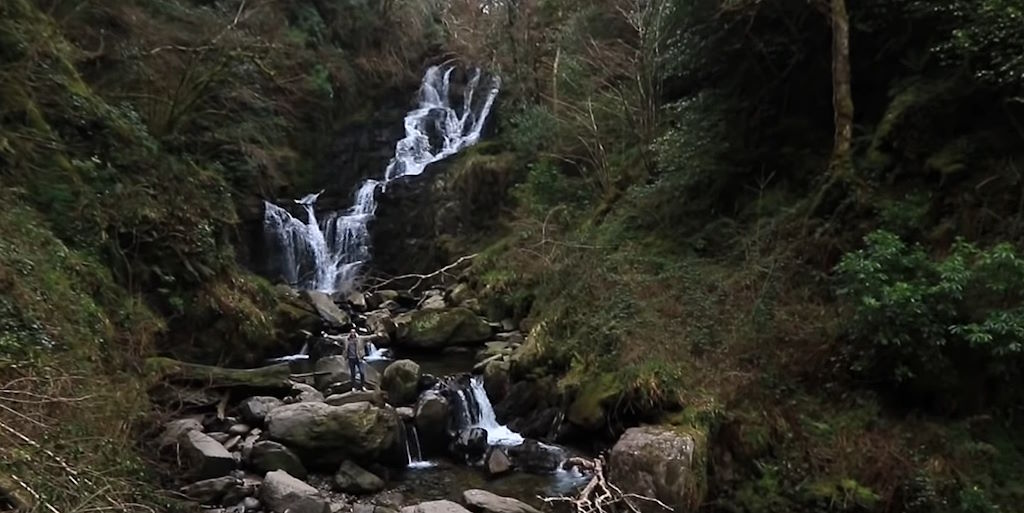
[565,372,622,430]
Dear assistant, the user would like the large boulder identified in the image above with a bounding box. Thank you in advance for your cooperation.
[506,439,562,473]
[250,441,307,479]
[179,430,235,479]
[302,290,351,327]
[462,490,541,513]
[238,396,284,425]
[266,401,401,460]
[394,308,492,348]
[314,356,381,390]
[381,360,422,406]
[401,501,472,513]
[367,309,397,340]
[413,391,450,453]
[159,417,203,449]
[608,426,706,512]
[325,390,386,407]
[482,360,510,403]
[333,460,385,494]
[260,470,331,513]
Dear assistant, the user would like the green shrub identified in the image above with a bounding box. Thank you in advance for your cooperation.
[836,230,1024,410]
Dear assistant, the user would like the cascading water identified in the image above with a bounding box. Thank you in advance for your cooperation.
[452,376,523,446]
[262,65,501,293]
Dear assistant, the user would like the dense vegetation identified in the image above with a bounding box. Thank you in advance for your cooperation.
[2,0,1024,512]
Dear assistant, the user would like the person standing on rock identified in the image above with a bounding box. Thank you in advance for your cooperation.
[344,329,368,391]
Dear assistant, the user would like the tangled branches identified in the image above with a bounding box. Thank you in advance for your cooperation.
[541,456,673,513]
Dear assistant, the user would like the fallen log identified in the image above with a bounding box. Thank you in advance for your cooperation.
[144,357,293,391]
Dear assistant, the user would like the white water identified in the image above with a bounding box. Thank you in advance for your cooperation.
[404,424,435,469]
[364,341,391,362]
[263,65,500,293]
[467,376,523,446]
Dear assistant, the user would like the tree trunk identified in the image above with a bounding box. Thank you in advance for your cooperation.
[830,0,853,171]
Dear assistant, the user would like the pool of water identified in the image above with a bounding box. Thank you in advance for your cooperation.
[392,458,590,507]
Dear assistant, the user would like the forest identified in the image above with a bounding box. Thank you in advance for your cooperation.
[1,0,1023,512]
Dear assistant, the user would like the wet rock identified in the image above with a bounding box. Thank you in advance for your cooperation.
[159,417,203,448]
[303,290,351,327]
[180,430,236,479]
[448,283,475,307]
[261,470,331,513]
[180,476,244,504]
[241,497,261,511]
[238,396,284,425]
[223,435,243,452]
[325,390,386,407]
[482,360,510,403]
[419,289,447,310]
[348,292,369,312]
[208,432,231,444]
[333,460,385,494]
[367,309,397,339]
[381,360,421,406]
[400,500,472,513]
[506,439,561,473]
[250,440,307,479]
[293,383,325,402]
[608,426,706,512]
[483,447,512,477]
[228,424,251,436]
[394,308,492,348]
[452,428,488,461]
[413,390,450,453]
[418,374,440,391]
[266,402,401,460]
[462,490,541,513]
[395,407,415,420]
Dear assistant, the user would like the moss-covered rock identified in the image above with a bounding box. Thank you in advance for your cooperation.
[266,402,402,461]
[566,373,623,431]
[394,307,491,348]
[608,425,708,513]
[381,359,422,406]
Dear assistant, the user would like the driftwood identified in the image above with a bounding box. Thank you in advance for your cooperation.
[367,253,478,292]
[144,357,293,391]
[542,456,673,513]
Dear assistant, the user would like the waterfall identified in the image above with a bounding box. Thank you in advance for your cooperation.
[403,421,434,469]
[262,65,500,293]
[452,376,523,446]
[364,341,391,362]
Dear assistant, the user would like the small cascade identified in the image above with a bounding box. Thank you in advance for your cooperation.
[267,341,310,362]
[262,65,500,293]
[364,341,391,362]
[450,376,523,446]
[403,421,434,469]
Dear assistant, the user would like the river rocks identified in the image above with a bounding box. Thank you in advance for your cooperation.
[347,291,368,311]
[448,283,475,307]
[414,390,450,452]
[325,390,386,407]
[333,460,385,494]
[238,396,284,425]
[180,430,236,479]
[483,447,512,477]
[303,290,351,327]
[266,401,401,459]
[608,426,706,512]
[160,417,204,448]
[180,476,244,504]
[419,289,447,310]
[228,423,251,436]
[462,490,541,513]
[315,356,381,390]
[506,439,561,473]
[482,360,510,403]
[293,382,325,403]
[452,428,488,461]
[367,309,397,339]
[261,470,331,513]
[394,308,492,348]
[250,441,307,479]
[381,359,422,406]
[401,500,472,513]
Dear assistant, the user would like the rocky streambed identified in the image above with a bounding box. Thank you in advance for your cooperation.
[149,283,703,513]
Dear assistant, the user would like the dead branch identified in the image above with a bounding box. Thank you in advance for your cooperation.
[541,456,672,513]
[366,253,478,293]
